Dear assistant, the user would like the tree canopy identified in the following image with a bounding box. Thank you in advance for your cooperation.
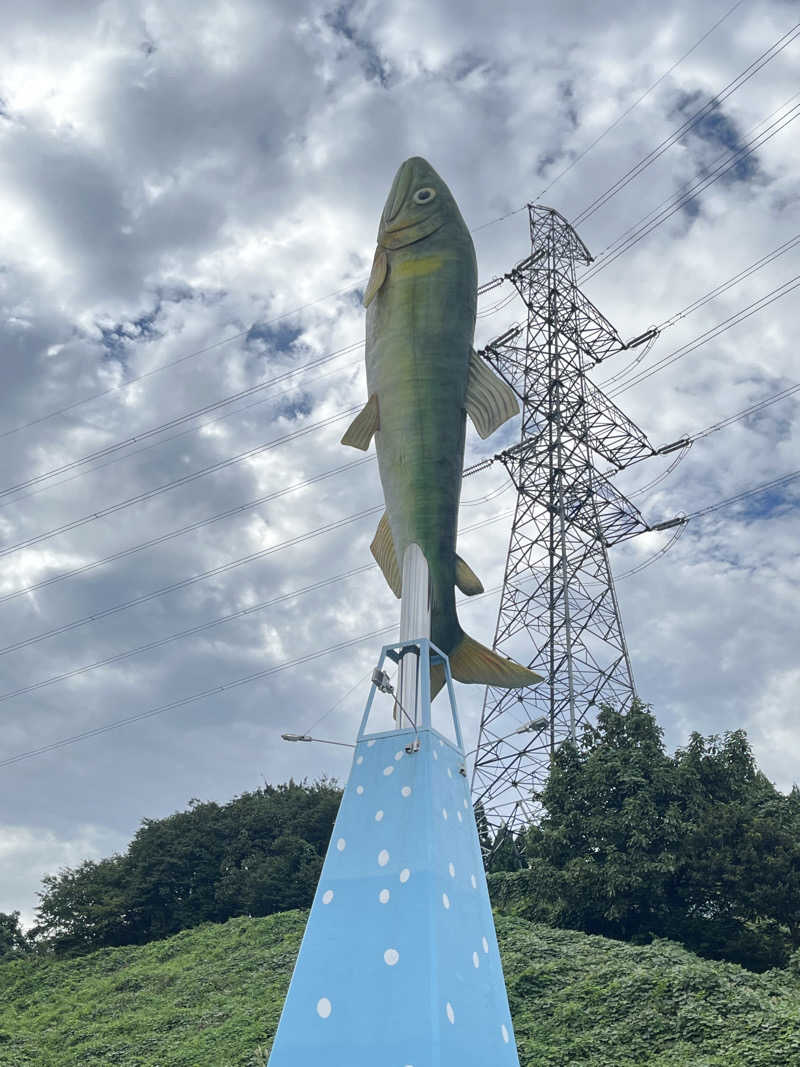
[491,703,800,970]
[33,778,341,956]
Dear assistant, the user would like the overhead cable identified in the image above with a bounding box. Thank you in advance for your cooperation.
[3,459,797,768]
[572,20,800,225]
[0,512,511,706]
[609,274,800,397]
[582,97,800,282]
[0,578,516,769]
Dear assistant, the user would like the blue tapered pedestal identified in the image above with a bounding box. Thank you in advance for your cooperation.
[268,640,520,1066]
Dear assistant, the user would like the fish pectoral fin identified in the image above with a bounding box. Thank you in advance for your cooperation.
[370,511,402,597]
[341,394,380,451]
[450,632,544,688]
[455,554,484,595]
[465,349,520,439]
[363,248,388,307]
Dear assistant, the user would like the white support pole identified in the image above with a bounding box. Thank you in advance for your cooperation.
[396,543,431,726]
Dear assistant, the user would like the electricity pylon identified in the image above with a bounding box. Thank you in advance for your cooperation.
[471,205,680,850]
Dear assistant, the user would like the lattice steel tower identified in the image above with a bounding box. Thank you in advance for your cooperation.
[471,205,677,845]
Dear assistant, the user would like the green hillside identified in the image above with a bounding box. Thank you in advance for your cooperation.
[1,910,798,1066]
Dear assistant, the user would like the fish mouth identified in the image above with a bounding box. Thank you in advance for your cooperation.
[383,158,416,224]
[379,212,444,249]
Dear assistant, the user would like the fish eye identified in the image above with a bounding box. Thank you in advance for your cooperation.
[413,187,436,204]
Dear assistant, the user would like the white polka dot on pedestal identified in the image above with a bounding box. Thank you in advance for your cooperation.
[316,997,331,1019]
[401,786,412,798]
[322,890,334,905]
[463,798,469,809]
[384,948,399,966]
[356,785,364,795]
[473,951,480,968]
[442,808,448,820]
[399,868,410,883]
[378,849,390,867]
[447,767,453,778]
[336,838,346,852]
[383,765,394,776]
[433,750,438,761]
[471,875,477,889]
[394,750,404,761]
[356,756,364,765]
[446,1002,455,1024]
[367,739,376,747]
[442,893,450,910]
[482,936,489,953]
[501,1024,510,1044]
[456,811,463,823]
[448,862,455,877]
[439,739,444,747]
[379,888,390,903]
[375,809,384,822]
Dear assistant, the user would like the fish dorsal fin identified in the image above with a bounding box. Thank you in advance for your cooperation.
[465,349,519,439]
[455,554,483,595]
[370,511,401,597]
[341,394,380,451]
[363,248,388,307]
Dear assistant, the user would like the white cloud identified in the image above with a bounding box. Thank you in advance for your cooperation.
[0,0,797,921]
[0,823,125,927]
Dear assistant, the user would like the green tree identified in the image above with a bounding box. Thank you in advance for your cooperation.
[0,910,30,958]
[33,779,342,956]
[526,702,683,941]
[522,704,797,969]
[33,856,130,955]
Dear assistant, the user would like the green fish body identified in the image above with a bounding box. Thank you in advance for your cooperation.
[343,157,542,693]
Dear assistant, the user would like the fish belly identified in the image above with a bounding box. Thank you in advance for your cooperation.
[366,253,474,652]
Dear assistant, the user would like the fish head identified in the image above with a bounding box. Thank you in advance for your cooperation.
[378,156,465,250]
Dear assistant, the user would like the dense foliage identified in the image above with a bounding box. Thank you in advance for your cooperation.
[0,911,30,960]
[32,779,341,956]
[0,909,798,1065]
[489,704,800,970]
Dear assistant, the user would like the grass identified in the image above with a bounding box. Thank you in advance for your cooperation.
[1,911,798,1065]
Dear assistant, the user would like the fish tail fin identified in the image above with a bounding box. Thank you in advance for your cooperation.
[449,631,543,689]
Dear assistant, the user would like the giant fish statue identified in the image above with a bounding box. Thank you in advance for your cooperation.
[342,156,542,696]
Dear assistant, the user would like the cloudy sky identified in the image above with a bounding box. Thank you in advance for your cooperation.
[1,0,798,924]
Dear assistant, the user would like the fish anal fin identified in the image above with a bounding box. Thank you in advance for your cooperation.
[370,511,401,597]
[455,554,483,595]
[430,662,446,702]
[363,248,387,307]
[341,394,380,451]
[465,349,519,439]
[449,632,543,688]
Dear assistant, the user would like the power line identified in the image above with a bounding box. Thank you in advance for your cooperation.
[0,12,756,455]
[471,0,745,231]
[609,274,800,397]
[0,575,516,770]
[686,466,800,519]
[0,407,359,559]
[655,232,800,332]
[0,278,521,504]
[0,341,364,501]
[10,224,795,527]
[0,497,513,659]
[533,0,747,204]
[573,20,800,225]
[0,455,374,606]
[0,512,512,706]
[0,286,362,444]
[582,96,800,282]
[4,462,797,769]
